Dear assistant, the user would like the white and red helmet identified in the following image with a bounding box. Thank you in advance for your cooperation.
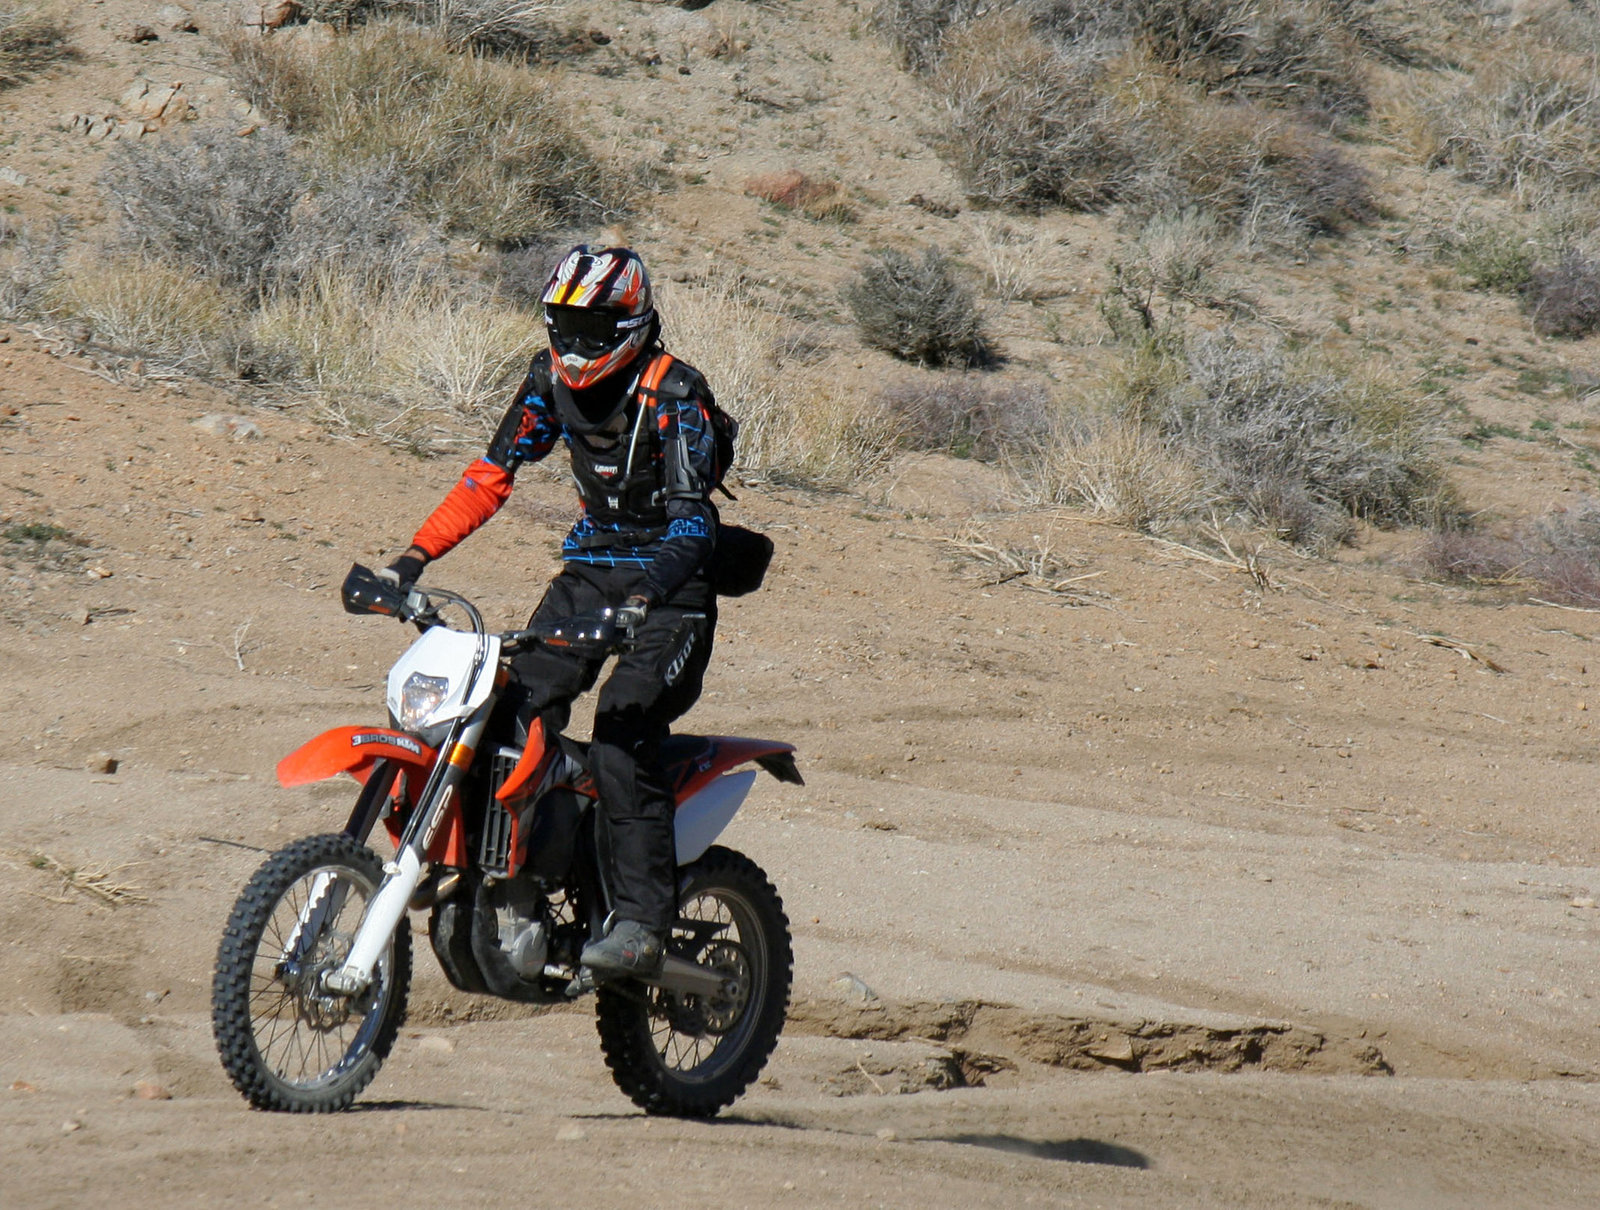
[540,245,656,391]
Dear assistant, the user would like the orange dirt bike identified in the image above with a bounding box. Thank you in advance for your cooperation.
[211,564,800,1115]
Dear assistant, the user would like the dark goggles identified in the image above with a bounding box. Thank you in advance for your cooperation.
[545,305,650,354]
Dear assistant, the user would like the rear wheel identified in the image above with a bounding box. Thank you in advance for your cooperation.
[212,833,411,1112]
[595,845,791,1117]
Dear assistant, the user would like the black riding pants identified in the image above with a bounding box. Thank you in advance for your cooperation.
[508,561,715,932]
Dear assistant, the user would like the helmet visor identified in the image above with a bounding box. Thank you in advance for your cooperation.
[545,305,650,358]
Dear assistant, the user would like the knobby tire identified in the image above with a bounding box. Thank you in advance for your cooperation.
[595,845,792,1117]
[212,833,411,1113]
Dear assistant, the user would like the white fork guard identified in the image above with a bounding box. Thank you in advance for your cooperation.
[674,770,757,864]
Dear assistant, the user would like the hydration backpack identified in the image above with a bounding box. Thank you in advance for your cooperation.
[637,352,740,499]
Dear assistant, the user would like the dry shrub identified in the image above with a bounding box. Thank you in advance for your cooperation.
[49,254,239,371]
[223,23,615,245]
[873,0,996,70]
[102,125,306,297]
[878,373,1055,460]
[1128,77,1376,241]
[846,244,990,368]
[1111,333,1453,546]
[922,13,1372,242]
[0,214,63,321]
[0,3,70,88]
[1423,42,1600,203]
[101,126,426,302]
[1420,498,1600,607]
[743,171,854,221]
[1416,529,1526,585]
[415,0,558,56]
[933,13,1131,211]
[1127,0,1370,118]
[1523,250,1600,338]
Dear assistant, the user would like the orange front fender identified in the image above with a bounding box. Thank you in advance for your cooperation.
[277,726,438,788]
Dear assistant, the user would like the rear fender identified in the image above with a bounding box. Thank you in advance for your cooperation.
[672,737,802,803]
[277,725,437,788]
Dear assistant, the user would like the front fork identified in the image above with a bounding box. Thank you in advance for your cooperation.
[322,710,489,997]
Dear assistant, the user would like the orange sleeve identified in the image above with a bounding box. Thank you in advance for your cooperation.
[410,458,514,560]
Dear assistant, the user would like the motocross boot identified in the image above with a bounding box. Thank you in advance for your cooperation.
[580,919,665,980]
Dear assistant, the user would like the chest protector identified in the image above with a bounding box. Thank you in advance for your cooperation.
[561,353,692,548]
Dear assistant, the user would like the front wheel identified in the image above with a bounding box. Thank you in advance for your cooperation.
[595,845,792,1117]
[212,833,411,1112]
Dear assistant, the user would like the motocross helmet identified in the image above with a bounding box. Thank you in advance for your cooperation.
[540,245,656,401]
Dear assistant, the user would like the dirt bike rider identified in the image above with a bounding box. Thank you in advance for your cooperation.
[378,245,720,982]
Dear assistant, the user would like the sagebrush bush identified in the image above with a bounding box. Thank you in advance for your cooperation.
[1419,499,1600,607]
[1523,251,1600,339]
[1126,0,1370,118]
[223,23,616,245]
[1110,333,1453,546]
[933,14,1130,211]
[846,245,990,368]
[102,126,306,297]
[878,373,1055,461]
[49,254,239,371]
[101,126,426,300]
[270,162,422,293]
[920,11,1373,241]
[0,3,70,88]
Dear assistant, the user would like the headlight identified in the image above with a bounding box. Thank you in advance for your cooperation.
[397,672,451,731]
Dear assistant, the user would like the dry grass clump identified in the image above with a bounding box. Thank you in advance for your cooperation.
[878,373,1056,461]
[49,254,239,372]
[1033,416,1208,532]
[1422,42,1600,204]
[224,22,616,245]
[656,274,899,486]
[846,245,990,368]
[0,3,71,89]
[251,266,539,434]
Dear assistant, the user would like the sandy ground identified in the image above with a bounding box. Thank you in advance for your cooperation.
[3,326,1600,1208]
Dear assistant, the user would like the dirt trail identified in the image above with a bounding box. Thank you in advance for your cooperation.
[4,325,1600,1206]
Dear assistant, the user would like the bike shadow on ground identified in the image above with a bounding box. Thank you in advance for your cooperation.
[348,1099,489,1113]
[575,1112,1150,1168]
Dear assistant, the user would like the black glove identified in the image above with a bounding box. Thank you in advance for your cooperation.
[377,550,428,592]
[615,594,650,634]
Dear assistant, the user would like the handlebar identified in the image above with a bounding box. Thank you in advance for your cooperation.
[341,563,631,655]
